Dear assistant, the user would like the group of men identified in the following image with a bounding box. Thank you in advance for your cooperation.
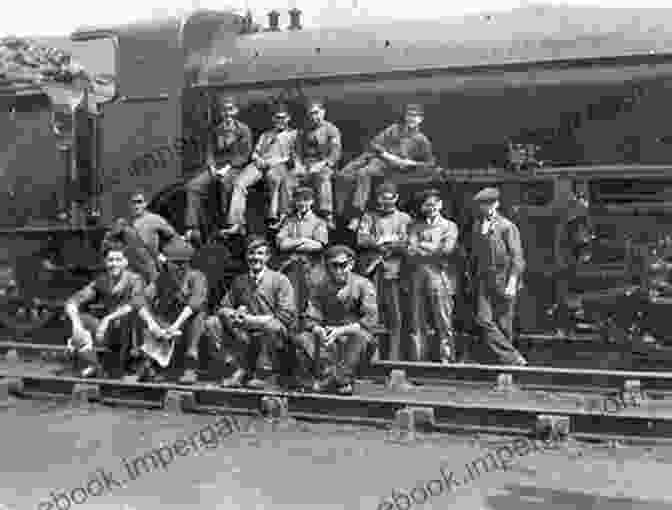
[63,95,529,395]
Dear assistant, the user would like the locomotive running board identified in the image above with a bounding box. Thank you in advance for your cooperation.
[364,361,672,395]
[4,371,672,442]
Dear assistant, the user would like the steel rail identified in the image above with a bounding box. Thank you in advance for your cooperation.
[4,372,672,442]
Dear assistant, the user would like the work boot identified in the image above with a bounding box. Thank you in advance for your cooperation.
[440,339,455,364]
[179,355,199,385]
[221,368,247,388]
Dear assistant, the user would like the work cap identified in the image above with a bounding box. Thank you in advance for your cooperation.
[324,245,355,262]
[376,181,398,196]
[416,188,442,204]
[293,186,315,200]
[405,103,424,116]
[246,235,270,252]
[307,98,325,111]
[162,241,195,262]
[273,103,290,117]
[473,187,500,203]
[217,95,238,111]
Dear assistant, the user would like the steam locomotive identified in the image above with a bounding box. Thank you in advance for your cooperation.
[3,4,672,347]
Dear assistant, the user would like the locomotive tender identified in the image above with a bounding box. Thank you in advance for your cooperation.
[3,4,672,345]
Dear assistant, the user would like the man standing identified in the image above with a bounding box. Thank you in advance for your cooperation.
[356,182,411,361]
[65,242,163,378]
[138,242,209,384]
[275,186,328,315]
[336,104,436,230]
[294,99,342,230]
[407,188,460,363]
[128,189,179,258]
[470,187,527,366]
[227,104,298,233]
[294,245,378,395]
[206,237,296,388]
[185,96,253,239]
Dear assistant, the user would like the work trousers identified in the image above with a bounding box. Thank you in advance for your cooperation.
[288,163,334,215]
[336,155,387,216]
[184,167,243,230]
[409,265,455,361]
[228,162,291,227]
[373,274,404,361]
[76,312,138,377]
[205,315,286,374]
[280,258,324,317]
[475,279,523,364]
[293,328,372,385]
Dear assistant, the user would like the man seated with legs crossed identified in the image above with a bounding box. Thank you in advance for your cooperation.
[65,242,164,378]
[137,242,209,384]
[294,245,379,395]
[206,236,296,388]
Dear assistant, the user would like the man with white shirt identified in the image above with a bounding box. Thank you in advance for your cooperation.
[407,188,459,363]
[226,104,298,233]
[469,187,527,366]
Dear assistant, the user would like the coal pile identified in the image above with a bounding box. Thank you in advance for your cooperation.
[0,36,90,85]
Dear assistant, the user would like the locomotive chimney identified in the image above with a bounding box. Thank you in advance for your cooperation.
[267,10,281,31]
[288,8,302,30]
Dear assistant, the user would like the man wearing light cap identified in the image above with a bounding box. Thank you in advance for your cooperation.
[207,236,296,388]
[356,181,411,360]
[226,103,298,234]
[470,187,527,366]
[294,244,378,394]
[407,188,460,363]
[275,186,328,314]
[294,99,342,230]
[336,103,436,230]
[184,95,253,239]
[137,240,208,384]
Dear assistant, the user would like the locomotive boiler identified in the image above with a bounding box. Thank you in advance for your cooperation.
[5,4,672,345]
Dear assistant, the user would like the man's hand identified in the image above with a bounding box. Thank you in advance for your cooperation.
[504,279,518,298]
[95,318,110,343]
[69,326,93,352]
[325,326,348,346]
[165,323,182,339]
[214,164,232,177]
[309,161,327,174]
[312,325,327,339]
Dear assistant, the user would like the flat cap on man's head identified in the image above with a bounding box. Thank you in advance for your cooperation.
[245,235,270,252]
[416,188,442,204]
[307,98,325,111]
[376,181,398,196]
[162,242,195,262]
[405,103,424,116]
[293,186,315,200]
[325,244,355,261]
[217,96,238,110]
[473,187,500,203]
[273,102,290,117]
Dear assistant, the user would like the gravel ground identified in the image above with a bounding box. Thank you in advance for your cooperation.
[1,398,672,510]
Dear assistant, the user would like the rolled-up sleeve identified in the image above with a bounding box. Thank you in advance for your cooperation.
[325,123,342,167]
[438,222,459,256]
[415,135,436,166]
[505,223,526,280]
[186,271,209,312]
[312,219,328,245]
[357,278,379,332]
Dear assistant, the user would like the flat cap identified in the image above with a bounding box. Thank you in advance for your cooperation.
[376,181,398,196]
[245,235,270,252]
[473,187,500,203]
[162,241,195,262]
[217,95,238,110]
[405,103,424,116]
[273,102,290,116]
[307,98,325,110]
[416,188,442,204]
[293,186,314,200]
[324,244,355,261]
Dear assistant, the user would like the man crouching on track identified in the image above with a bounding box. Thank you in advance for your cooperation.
[294,245,379,395]
[206,236,296,389]
[136,242,208,384]
[64,242,164,378]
